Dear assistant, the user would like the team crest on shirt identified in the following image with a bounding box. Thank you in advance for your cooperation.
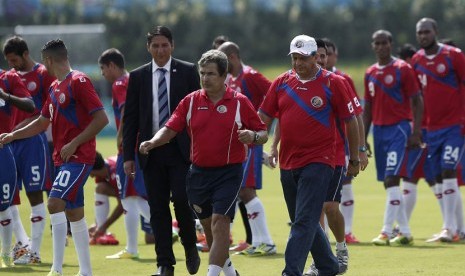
[58,93,66,104]
[27,81,37,91]
[436,63,446,73]
[193,204,202,214]
[311,96,323,108]
[217,105,227,113]
[49,103,54,120]
[384,74,394,85]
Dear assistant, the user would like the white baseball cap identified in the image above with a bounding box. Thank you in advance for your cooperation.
[288,35,317,56]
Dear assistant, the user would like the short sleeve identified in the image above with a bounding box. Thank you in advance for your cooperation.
[73,76,104,114]
[165,93,190,133]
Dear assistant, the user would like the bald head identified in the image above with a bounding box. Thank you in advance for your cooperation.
[217,41,240,58]
[416,17,438,33]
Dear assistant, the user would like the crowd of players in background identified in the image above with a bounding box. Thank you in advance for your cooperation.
[0,15,464,276]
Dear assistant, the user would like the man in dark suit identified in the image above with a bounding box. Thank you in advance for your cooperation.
[122,25,200,276]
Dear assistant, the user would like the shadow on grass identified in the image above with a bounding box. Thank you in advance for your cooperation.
[346,241,455,249]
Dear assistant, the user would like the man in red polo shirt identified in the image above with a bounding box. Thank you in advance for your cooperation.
[139,49,267,276]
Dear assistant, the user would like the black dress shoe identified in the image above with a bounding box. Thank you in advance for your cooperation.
[152,266,174,276]
[185,246,201,275]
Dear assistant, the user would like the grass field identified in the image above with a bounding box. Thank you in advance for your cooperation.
[4,136,465,276]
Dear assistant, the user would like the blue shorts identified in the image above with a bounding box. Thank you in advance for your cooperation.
[373,121,410,181]
[186,164,242,220]
[325,166,345,202]
[116,154,147,199]
[426,125,465,178]
[12,132,53,192]
[405,147,435,183]
[0,145,18,211]
[241,145,263,189]
[49,163,92,209]
[140,215,153,234]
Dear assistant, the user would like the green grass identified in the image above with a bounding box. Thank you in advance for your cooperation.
[5,136,465,275]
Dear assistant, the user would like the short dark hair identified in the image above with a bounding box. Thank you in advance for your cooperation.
[3,35,28,56]
[212,35,229,49]
[93,152,105,170]
[198,50,228,77]
[98,48,125,69]
[372,30,393,43]
[321,38,337,53]
[397,43,417,60]
[41,39,68,60]
[147,26,173,45]
[316,38,328,53]
[417,17,438,32]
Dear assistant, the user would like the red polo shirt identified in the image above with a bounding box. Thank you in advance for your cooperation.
[166,87,267,167]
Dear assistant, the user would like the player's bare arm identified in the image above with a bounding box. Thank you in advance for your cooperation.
[408,93,424,149]
[269,121,280,168]
[0,115,49,146]
[139,126,178,155]
[61,109,109,162]
[346,116,360,177]
[0,87,35,112]
[362,101,373,157]
[116,106,125,150]
[356,114,369,170]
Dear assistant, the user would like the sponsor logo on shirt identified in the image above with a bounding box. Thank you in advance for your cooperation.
[353,97,361,107]
[197,106,208,110]
[297,86,308,90]
[347,102,354,113]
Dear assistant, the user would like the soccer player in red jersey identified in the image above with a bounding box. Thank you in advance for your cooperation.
[411,18,465,242]
[140,49,268,276]
[97,48,152,259]
[0,39,109,276]
[259,35,360,276]
[0,69,35,268]
[218,42,276,256]
[3,36,55,264]
[364,30,424,246]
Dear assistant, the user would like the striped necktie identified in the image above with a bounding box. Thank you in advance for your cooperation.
[157,68,169,128]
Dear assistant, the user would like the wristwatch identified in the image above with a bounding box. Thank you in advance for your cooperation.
[253,132,260,143]
[349,159,360,166]
[359,145,368,152]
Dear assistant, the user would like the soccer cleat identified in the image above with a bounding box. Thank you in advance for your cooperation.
[196,240,209,252]
[303,262,318,276]
[336,248,349,274]
[1,254,14,268]
[236,243,276,256]
[13,251,41,265]
[438,229,453,242]
[372,233,390,246]
[229,241,250,252]
[390,234,414,246]
[95,233,119,245]
[11,241,29,261]
[390,225,400,239]
[344,232,360,244]
[105,249,139,259]
[47,270,63,276]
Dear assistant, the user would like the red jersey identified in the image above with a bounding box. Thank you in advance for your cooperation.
[112,73,128,131]
[411,44,465,130]
[41,71,104,166]
[0,69,31,133]
[95,156,118,190]
[166,87,267,167]
[259,69,355,170]
[225,65,271,110]
[364,58,420,126]
[13,64,55,126]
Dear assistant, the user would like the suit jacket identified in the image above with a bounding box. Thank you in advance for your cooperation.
[123,58,200,169]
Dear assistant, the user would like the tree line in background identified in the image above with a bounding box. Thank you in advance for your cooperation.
[1,0,465,68]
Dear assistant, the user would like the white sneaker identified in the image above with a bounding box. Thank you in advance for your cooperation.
[438,229,453,242]
[13,251,41,265]
[336,248,349,274]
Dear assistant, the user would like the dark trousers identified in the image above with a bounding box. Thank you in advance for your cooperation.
[142,142,197,267]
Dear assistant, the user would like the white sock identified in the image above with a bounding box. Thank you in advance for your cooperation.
[442,178,459,231]
[455,190,465,233]
[70,218,92,276]
[396,193,411,237]
[10,205,30,246]
[245,197,273,246]
[381,186,402,235]
[431,184,446,228]
[335,241,347,251]
[402,181,417,221]
[223,258,237,276]
[94,193,109,229]
[0,208,13,255]
[207,264,222,276]
[30,203,46,255]
[135,197,151,221]
[50,212,67,274]
[121,197,139,254]
[340,184,355,235]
